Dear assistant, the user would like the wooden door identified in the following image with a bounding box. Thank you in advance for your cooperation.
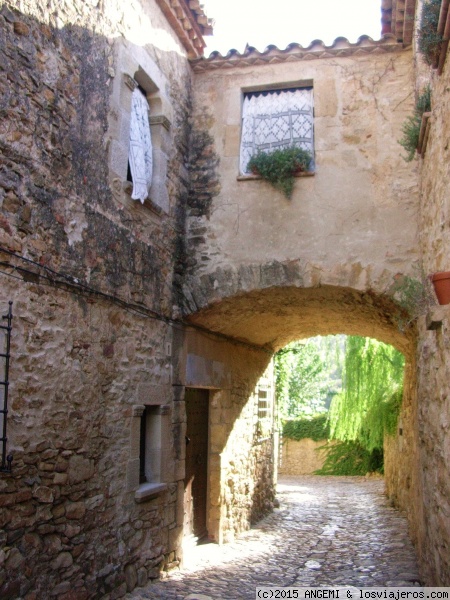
[184,388,209,541]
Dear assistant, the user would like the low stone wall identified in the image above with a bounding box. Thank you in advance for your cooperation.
[279,438,328,475]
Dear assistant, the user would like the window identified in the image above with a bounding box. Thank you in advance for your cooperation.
[256,385,274,441]
[127,404,171,502]
[139,406,161,484]
[128,86,153,204]
[257,389,270,422]
[239,87,314,174]
[107,46,172,214]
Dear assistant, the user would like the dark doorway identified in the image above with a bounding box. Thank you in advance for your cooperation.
[184,388,209,541]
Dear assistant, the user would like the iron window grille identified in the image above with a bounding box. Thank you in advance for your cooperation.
[1,302,13,473]
[240,87,314,175]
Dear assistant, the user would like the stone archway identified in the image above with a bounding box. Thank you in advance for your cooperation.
[185,284,414,355]
[181,282,421,553]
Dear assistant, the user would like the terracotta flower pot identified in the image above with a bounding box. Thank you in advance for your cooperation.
[431,271,450,305]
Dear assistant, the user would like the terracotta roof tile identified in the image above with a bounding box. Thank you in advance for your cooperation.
[155,0,213,59]
[381,0,416,44]
[190,35,404,72]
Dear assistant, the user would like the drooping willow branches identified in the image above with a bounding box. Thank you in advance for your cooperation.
[328,336,404,452]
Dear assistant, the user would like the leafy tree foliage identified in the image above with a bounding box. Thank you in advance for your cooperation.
[276,335,403,474]
[282,414,330,441]
[328,336,404,452]
[275,339,340,418]
[315,441,384,476]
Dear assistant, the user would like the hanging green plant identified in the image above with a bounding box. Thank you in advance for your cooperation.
[327,336,405,453]
[418,0,443,66]
[247,146,313,199]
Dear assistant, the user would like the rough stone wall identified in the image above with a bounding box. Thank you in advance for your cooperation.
[279,439,328,475]
[0,293,180,599]
[384,355,424,562]
[0,0,194,597]
[413,8,450,583]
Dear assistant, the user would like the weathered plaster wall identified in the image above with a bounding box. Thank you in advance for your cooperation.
[182,44,420,315]
[0,0,194,597]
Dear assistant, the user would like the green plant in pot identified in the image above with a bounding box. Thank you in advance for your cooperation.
[247,145,313,199]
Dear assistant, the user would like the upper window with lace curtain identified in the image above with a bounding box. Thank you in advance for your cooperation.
[239,87,314,175]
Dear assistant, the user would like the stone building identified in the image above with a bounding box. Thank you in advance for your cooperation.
[0,0,449,598]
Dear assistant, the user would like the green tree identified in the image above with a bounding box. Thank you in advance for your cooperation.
[275,339,339,418]
[328,336,404,452]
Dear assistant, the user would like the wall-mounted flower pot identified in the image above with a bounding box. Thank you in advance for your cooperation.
[431,271,450,304]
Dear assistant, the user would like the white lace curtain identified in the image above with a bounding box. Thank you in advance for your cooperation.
[239,88,314,174]
[129,87,153,203]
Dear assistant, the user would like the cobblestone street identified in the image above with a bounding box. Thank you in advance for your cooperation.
[126,476,421,600]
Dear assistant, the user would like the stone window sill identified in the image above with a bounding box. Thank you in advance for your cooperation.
[123,181,164,216]
[134,482,167,503]
[237,171,315,181]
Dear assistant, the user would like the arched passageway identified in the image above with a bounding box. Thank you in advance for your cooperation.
[180,283,421,562]
[185,285,414,355]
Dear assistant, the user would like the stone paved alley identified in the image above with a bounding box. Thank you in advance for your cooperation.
[126,476,421,600]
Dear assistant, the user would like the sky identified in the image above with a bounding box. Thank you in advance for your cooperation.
[201,0,383,56]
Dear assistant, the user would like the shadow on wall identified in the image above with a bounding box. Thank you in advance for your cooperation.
[0,3,195,599]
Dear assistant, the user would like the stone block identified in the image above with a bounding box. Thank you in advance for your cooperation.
[137,383,170,405]
[32,486,54,503]
[110,582,127,599]
[109,139,128,181]
[0,580,21,600]
[137,566,148,587]
[5,547,24,570]
[68,456,94,485]
[53,473,68,485]
[65,502,86,520]
[50,551,73,570]
[50,581,71,596]
[126,458,140,492]
[124,563,137,592]
[171,399,186,425]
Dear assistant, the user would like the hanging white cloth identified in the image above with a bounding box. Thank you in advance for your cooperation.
[239,88,314,174]
[128,87,153,203]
